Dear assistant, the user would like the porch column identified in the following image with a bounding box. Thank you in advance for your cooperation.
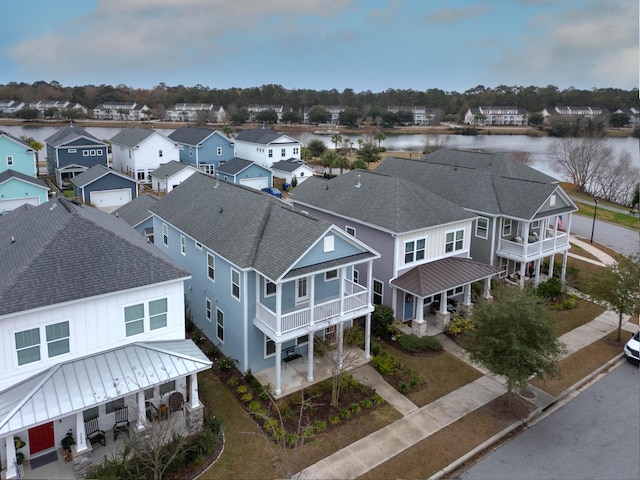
[275,283,282,336]
[518,262,526,287]
[483,278,492,300]
[339,267,346,316]
[307,332,314,382]
[416,296,425,321]
[275,342,282,396]
[534,259,542,287]
[560,250,568,285]
[309,275,316,325]
[190,373,200,408]
[4,434,17,479]
[439,291,448,315]
[75,411,88,453]
[367,261,373,304]
[337,322,344,370]
[548,254,555,279]
[364,313,371,359]
[136,391,146,430]
[522,222,530,258]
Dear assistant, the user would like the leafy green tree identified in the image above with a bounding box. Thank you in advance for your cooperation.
[586,255,640,341]
[281,111,301,124]
[222,125,234,138]
[230,108,249,124]
[381,111,398,127]
[300,147,313,162]
[306,139,326,159]
[356,142,381,166]
[334,155,350,175]
[350,158,368,170]
[528,112,544,127]
[15,108,39,121]
[396,109,414,124]
[255,108,278,124]
[308,106,331,124]
[465,286,565,405]
[609,112,630,128]
[338,108,361,127]
[321,151,338,173]
[374,132,386,148]
[21,136,43,172]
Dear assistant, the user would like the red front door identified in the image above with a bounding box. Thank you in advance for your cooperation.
[29,422,55,455]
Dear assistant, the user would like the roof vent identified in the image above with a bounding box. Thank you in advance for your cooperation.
[219,207,223,214]
[355,174,361,188]
[11,236,15,244]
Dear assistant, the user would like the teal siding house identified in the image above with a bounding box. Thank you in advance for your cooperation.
[150,172,379,396]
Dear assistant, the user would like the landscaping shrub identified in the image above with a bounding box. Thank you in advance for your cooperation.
[397,334,442,353]
[371,351,396,374]
[536,277,562,299]
[553,294,577,310]
[372,304,395,339]
[446,314,475,337]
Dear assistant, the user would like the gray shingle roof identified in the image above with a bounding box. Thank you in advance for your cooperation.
[0,169,49,189]
[109,127,157,148]
[0,198,190,316]
[70,164,136,188]
[234,125,295,145]
[270,159,305,173]
[290,169,476,233]
[44,124,105,147]
[167,126,227,146]
[150,160,195,178]
[112,193,159,227]
[216,157,254,175]
[150,172,365,281]
[0,130,34,149]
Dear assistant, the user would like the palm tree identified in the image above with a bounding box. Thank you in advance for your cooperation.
[374,132,386,149]
[331,133,342,152]
[21,136,44,175]
[222,126,234,138]
[321,152,338,174]
[334,155,350,175]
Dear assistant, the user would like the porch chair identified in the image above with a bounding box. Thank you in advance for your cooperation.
[84,417,106,448]
[113,406,130,441]
[282,347,302,368]
[168,391,185,415]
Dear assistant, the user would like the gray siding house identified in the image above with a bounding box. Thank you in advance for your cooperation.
[71,165,138,211]
[150,172,379,396]
[376,149,578,286]
[112,193,160,240]
[291,169,501,334]
[216,157,272,190]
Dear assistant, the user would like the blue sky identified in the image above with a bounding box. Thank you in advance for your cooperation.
[1,0,637,92]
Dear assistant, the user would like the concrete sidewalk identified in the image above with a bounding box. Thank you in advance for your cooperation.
[569,235,616,266]
[296,301,635,480]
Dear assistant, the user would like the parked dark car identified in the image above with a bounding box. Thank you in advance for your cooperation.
[261,187,282,198]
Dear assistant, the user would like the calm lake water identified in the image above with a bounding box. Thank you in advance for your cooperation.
[4,125,638,180]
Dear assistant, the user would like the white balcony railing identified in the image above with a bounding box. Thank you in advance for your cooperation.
[497,232,569,260]
[255,280,370,336]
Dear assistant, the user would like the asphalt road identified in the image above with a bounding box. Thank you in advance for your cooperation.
[458,360,640,480]
[570,214,639,256]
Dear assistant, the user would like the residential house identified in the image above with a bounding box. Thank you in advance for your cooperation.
[0,131,49,212]
[463,106,528,126]
[110,128,180,184]
[291,169,501,333]
[168,127,234,174]
[165,104,226,123]
[27,101,88,117]
[386,106,437,125]
[0,101,25,115]
[0,198,211,479]
[149,160,199,194]
[304,105,344,125]
[233,125,301,168]
[149,172,379,395]
[270,159,315,186]
[44,124,109,187]
[614,107,640,127]
[541,106,608,122]
[247,105,291,123]
[112,193,160,241]
[92,102,150,121]
[376,149,578,287]
[71,165,138,211]
[215,157,272,190]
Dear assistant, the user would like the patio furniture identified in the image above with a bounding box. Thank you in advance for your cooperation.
[146,401,158,422]
[113,406,130,441]
[283,347,302,368]
[169,391,185,415]
[84,417,106,448]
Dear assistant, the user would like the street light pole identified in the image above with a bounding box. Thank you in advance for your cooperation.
[590,198,598,244]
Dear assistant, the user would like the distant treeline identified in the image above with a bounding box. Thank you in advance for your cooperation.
[0,81,637,118]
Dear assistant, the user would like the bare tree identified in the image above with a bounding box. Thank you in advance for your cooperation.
[508,151,532,166]
[548,137,612,193]
[592,151,640,205]
[423,134,449,153]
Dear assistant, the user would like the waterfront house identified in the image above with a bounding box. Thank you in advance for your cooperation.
[167,127,234,174]
[232,125,301,168]
[270,159,315,186]
[215,157,272,190]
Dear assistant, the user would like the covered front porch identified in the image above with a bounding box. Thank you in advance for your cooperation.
[0,340,211,480]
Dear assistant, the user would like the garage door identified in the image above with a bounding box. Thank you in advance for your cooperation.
[240,177,269,190]
[90,189,132,209]
[0,196,40,213]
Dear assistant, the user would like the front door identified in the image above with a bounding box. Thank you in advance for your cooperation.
[404,293,414,321]
[29,422,55,455]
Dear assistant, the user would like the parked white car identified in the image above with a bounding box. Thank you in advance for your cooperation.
[623,330,639,363]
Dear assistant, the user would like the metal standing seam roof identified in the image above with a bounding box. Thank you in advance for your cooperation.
[391,257,503,297]
[70,164,137,188]
[0,340,212,436]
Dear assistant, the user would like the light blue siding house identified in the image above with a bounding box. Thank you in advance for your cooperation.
[112,193,160,241]
[167,127,234,174]
[150,172,379,396]
[216,157,272,190]
[0,130,37,177]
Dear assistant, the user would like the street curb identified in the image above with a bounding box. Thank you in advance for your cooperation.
[428,353,625,479]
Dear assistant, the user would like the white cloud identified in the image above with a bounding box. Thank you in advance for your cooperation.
[424,4,491,24]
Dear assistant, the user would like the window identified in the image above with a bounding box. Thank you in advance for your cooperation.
[90,150,96,156]
[265,281,276,297]
[447,286,464,296]
[345,226,356,237]
[162,223,168,246]
[189,146,193,157]
[281,148,286,157]
[144,388,154,400]
[83,150,89,156]
[195,241,202,250]
[476,217,488,239]
[106,397,125,414]
[68,149,76,154]
[83,407,99,422]
[404,238,426,264]
[445,229,464,253]
[15,328,40,366]
[217,147,222,155]
[149,298,168,330]
[158,149,163,157]
[373,279,383,305]
[550,194,556,207]
[265,337,275,357]
[96,149,102,156]
[207,253,215,281]
[159,380,175,396]
[353,269,359,284]
[503,219,512,237]
[7,155,13,166]
[180,235,186,255]
[531,220,539,230]
[46,321,70,357]
[206,298,212,322]
[216,308,224,342]
[125,303,145,336]
[325,270,338,281]
[137,171,146,181]
[268,149,273,158]
[324,235,334,252]
[296,335,308,346]
[296,278,308,303]
[231,269,240,299]
[293,147,299,155]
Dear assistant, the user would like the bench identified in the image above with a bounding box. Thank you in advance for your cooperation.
[283,347,302,368]
[85,417,106,448]
[113,406,129,441]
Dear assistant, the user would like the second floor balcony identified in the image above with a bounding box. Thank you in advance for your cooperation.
[497,230,570,262]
